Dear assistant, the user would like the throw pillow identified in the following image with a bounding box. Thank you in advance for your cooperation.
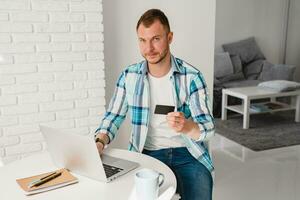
[258,61,296,81]
[222,37,265,65]
[243,59,265,79]
[230,54,245,80]
[258,80,300,92]
[214,52,234,78]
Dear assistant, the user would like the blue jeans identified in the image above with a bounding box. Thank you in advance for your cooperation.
[143,147,213,200]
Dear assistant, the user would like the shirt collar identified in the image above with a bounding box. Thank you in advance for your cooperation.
[139,54,180,76]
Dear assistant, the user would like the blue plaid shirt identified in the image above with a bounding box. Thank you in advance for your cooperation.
[96,55,215,172]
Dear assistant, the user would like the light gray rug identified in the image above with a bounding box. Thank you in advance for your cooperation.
[215,111,300,151]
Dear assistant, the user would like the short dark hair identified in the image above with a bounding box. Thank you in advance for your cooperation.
[136,9,170,32]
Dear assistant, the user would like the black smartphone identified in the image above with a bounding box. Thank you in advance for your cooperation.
[154,105,175,115]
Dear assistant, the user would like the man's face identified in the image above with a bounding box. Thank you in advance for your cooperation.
[137,20,173,65]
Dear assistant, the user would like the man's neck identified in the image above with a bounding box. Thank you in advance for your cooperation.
[148,53,171,78]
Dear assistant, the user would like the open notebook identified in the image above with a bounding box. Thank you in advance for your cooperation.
[16,168,78,195]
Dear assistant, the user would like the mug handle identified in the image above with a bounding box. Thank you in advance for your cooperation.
[158,173,165,187]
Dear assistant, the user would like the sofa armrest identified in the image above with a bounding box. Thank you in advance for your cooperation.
[258,61,296,81]
[214,77,222,87]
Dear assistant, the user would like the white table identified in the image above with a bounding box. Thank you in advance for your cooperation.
[221,86,300,129]
[0,148,176,200]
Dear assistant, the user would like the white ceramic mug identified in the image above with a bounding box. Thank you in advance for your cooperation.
[135,168,165,200]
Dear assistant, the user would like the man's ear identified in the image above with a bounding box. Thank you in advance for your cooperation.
[168,32,173,44]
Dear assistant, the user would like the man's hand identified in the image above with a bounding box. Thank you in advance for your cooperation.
[95,133,109,155]
[166,112,190,133]
[166,112,201,140]
[95,140,105,155]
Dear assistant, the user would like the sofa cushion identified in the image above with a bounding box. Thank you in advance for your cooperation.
[214,52,234,78]
[243,59,264,79]
[246,74,260,80]
[258,80,300,92]
[222,80,261,88]
[222,37,265,65]
[214,77,222,87]
[258,61,296,81]
[217,73,246,84]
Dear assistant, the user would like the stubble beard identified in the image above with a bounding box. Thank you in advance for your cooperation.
[144,46,169,65]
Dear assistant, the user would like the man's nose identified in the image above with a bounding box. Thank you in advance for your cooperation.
[145,41,154,52]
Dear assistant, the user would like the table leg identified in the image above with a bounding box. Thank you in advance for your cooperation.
[221,91,228,120]
[243,98,250,129]
[296,95,300,122]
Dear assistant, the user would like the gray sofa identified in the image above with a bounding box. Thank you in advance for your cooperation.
[213,37,296,117]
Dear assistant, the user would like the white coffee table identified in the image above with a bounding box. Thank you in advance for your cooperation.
[221,86,300,129]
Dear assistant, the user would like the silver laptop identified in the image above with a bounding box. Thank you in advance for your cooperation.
[40,126,139,182]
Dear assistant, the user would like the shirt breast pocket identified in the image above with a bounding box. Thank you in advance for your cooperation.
[126,90,144,106]
[126,92,134,106]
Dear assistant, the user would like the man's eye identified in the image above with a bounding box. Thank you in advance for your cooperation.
[154,37,160,41]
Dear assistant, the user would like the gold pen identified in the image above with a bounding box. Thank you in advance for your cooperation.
[29,172,62,188]
[28,172,57,188]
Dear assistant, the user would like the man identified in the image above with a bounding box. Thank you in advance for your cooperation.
[95,9,215,200]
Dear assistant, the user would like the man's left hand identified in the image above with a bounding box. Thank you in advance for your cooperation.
[166,112,191,133]
[166,112,201,140]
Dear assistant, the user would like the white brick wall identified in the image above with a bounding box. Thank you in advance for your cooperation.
[0,0,105,164]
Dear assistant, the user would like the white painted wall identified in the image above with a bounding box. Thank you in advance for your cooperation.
[103,0,216,149]
[215,0,288,64]
[0,0,105,163]
[286,0,300,81]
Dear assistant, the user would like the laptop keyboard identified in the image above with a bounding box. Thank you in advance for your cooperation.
[103,164,124,178]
